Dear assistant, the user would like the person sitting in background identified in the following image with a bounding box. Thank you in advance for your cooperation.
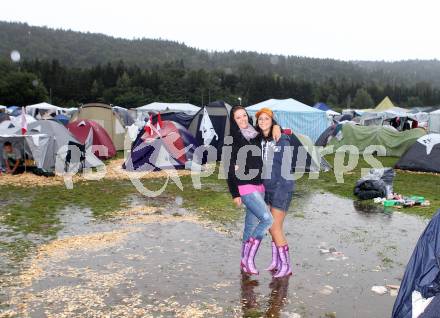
[2,142,24,175]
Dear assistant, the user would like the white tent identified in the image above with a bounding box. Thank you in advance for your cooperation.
[246,98,329,142]
[26,102,63,119]
[0,121,19,135]
[360,107,429,126]
[429,109,440,133]
[136,102,199,123]
[137,102,200,114]
[0,106,6,112]
[10,114,36,126]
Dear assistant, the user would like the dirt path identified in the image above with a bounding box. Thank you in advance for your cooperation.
[0,192,430,318]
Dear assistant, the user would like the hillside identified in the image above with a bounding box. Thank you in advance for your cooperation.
[4,21,440,87]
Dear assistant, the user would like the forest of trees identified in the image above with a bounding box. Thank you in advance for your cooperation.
[1,58,440,109]
[1,21,440,109]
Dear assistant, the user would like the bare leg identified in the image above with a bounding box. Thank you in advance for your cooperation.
[268,207,287,246]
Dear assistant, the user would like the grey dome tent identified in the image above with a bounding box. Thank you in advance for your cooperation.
[395,134,440,173]
[22,120,103,173]
[188,100,232,161]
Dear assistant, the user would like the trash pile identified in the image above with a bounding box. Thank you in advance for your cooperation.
[354,168,395,200]
[354,168,431,208]
[374,195,431,208]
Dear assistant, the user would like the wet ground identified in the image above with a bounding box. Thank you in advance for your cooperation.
[0,191,432,318]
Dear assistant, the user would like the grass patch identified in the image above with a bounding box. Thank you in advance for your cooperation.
[297,154,439,218]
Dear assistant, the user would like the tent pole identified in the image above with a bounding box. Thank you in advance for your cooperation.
[23,136,27,173]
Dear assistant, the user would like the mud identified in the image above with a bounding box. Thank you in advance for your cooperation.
[0,192,432,318]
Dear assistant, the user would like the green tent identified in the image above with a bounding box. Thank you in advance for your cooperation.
[329,125,426,157]
[375,97,395,112]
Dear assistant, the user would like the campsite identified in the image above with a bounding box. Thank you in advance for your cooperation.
[1,6,440,317]
[0,96,439,318]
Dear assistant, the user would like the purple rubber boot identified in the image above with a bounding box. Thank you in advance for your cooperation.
[241,240,251,273]
[273,245,292,278]
[243,237,261,275]
[265,241,279,271]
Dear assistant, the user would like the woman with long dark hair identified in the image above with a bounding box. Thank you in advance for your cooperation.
[227,105,280,275]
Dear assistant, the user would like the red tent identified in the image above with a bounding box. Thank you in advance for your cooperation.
[67,119,116,159]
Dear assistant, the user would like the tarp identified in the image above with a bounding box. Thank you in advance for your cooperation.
[375,96,395,111]
[429,110,440,133]
[395,134,440,173]
[329,125,426,157]
[392,209,440,318]
[247,98,329,142]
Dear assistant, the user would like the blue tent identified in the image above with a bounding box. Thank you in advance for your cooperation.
[247,99,329,142]
[7,106,21,116]
[392,209,440,318]
[313,102,331,112]
[54,114,70,126]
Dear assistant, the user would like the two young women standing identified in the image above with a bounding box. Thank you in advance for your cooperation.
[227,106,294,278]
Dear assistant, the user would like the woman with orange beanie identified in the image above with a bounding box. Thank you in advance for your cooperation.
[255,108,294,278]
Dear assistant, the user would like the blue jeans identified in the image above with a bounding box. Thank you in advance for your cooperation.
[241,191,273,241]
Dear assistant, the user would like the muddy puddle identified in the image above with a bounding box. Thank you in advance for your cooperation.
[0,192,433,317]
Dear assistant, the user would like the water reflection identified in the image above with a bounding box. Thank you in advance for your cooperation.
[240,273,290,318]
[353,200,392,215]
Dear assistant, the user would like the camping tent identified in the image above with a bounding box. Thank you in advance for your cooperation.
[375,96,395,112]
[136,102,199,126]
[0,133,48,172]
[315,122,358,147]
[1,120,103,173]
[6,106,21,116]
[68,119,116,159]
[247,98,329,142]
[0,112,10,123]
[329,125,426,157]
[395,134,440,173]
[10,114,36,127]
[54,114,70,126]
[71,103,127,151]
[113,106,135,127]
[137,102,199,115]
[0,106,6,112]
[0,121,19,135]
[314,102,331,112]
[26,102,63,119]
[188,100,231,160]
[288,132,332,172]
[392,209,440,318]
[360,107,427,127]
[314,102,340,116]
[429,109,440,133]
[123,120,199,171]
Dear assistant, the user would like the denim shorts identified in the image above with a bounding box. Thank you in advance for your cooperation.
[265,190,293,211]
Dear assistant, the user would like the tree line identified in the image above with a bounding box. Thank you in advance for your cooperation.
[1,58,440,109]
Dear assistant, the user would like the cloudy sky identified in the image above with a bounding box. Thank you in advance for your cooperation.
[1,0,439,61]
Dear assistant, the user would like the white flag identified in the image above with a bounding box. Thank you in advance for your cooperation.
[21,107,27,135]
[200,108,218,146]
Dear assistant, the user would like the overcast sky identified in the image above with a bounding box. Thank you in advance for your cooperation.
[1,0,439,61]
